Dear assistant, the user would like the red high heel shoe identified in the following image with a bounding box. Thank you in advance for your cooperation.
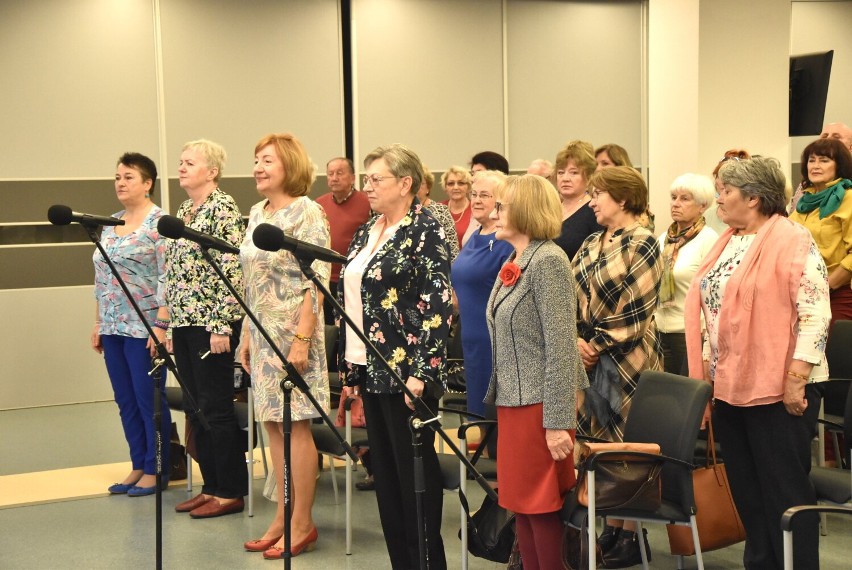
[262,527,318,559]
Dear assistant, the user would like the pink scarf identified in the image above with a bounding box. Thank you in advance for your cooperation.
[684,215,811,406]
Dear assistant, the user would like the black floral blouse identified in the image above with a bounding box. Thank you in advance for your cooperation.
[339,200,452,395]
[165,188,245,336]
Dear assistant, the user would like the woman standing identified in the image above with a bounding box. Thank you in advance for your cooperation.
[572,166,662,566]
[339,144,452,569]
[451,170,513,417]
[417,166,459,260]
[656,173,718,375]
[239,133,330,558]
[441,166,477,248]
[789,138,852,330]
[165,139,247,518]
[685,157,829,570]
[485,174,582,569]
[93,152,171,497]
[705,149,751,234]
[552,140,603,261]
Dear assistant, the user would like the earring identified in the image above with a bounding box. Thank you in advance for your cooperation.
[145,193,150,198]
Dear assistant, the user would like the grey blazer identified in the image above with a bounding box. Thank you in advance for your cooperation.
[484,240,581,429]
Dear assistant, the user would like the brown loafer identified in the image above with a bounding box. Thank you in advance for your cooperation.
[175,493,211,513]
[190,497,245,519]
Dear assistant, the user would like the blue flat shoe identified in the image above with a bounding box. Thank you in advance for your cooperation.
[127,484,157,497]
[108,482,136,494]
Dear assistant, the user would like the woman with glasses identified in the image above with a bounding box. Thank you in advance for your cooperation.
[416,166,459,261]
[553,140,604,261]
[339,144,452,569]
[451,170,514,420]
[485,174,582,569]
[440,165,476,248]
[572,166,663,566]
[705,149,751,234]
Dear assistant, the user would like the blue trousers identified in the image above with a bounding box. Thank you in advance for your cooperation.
[101,335,171,475]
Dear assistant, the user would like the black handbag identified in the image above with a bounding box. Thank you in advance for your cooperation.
[459,490,515,563]
[574,441,663,512]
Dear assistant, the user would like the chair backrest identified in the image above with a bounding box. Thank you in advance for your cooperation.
[623,370,713,508]
[827,320,852,381]
[325,324,341,391]
[843,377,852,445]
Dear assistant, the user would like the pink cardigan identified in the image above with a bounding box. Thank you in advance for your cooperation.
[684,215,811,406]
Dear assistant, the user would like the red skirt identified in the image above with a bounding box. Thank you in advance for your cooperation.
[496,404,576,514]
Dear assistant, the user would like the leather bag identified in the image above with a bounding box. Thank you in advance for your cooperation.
[459,489,515,563]
[666,419,746,555]
[575,441,663,511]
[334,386,366,428]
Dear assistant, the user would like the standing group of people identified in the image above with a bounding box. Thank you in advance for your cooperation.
[91,122,852,569]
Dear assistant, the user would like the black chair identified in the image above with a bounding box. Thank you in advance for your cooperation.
[781,505,852,570]
[811,377,852,510]
[562,371,713,570]
[822,320,852,466]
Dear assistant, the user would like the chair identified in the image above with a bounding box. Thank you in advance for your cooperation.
[562,371,713,570]
[821,320,852,466]
[311,324,368,554]
[781,505,852,570]
[811,378,852,510]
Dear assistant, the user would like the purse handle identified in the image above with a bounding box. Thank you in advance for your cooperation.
[704,416,720,468]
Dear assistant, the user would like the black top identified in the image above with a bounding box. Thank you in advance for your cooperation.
[553,203,604,262]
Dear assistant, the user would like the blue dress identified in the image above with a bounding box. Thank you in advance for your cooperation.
[451,229,514,416]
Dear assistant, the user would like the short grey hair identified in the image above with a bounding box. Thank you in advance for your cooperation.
[719,156,787,217]
[472,169,507,188]
[670,173,716,208]
[182,139,227,182]
[364,144,423,195]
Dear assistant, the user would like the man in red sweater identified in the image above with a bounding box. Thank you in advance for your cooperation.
[316,157,372,325]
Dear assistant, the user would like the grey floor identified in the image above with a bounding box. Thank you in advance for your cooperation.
[1,402,850,569]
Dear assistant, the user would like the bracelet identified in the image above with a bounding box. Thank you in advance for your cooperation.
[153,319,170,330]
[294,333,312,343]
[786,370,809,381]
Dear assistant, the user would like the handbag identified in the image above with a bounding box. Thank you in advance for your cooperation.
[574,441,663,511]
[334,386,366,428]
[168,422,188,481]
[666,419,746,555]
[458,489,515,563]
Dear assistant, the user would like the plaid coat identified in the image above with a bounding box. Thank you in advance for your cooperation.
[572,223,663,440]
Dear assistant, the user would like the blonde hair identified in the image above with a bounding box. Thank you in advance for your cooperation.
[422,165,435,193]
[555,140,596,180]
[182,139,227,182]
[254,133,315,197]
[440,165,472,189]
[497,174,561,240]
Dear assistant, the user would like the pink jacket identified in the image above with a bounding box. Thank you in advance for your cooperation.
[684,215,811,406]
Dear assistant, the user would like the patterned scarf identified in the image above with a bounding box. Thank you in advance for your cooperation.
[796,178,852,219]
[659,216,706,306]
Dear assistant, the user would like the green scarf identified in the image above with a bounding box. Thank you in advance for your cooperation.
[659,216,706,307]
[796,178,852,219]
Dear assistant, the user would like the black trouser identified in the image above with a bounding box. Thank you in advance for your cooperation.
[172,324,247,499]
[659,332,688,375]
[362,391,447,570]
[323,280,339,327]
[714,383,823,570]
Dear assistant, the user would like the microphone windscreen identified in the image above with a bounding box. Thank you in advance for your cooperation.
[157,215,186,239]
[47,205,73,226]
[253,223,285,252]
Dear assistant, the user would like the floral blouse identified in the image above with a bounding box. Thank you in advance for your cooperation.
[165,188,245,336]
[338,200,453,395]
[700,235,830,381]
[93,206,166,339]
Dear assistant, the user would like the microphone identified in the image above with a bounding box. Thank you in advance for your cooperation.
[48,205,125,227]
[253,223,346,264]
[157,215,241,255]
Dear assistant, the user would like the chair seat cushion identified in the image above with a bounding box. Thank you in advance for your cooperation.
[562,496,693,528]
[312,424,368,458]
[811,466,852,504]
[438,453,461,490]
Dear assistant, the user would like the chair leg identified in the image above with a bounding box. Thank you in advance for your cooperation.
[345,409,353,555]
[677,554,685,569]
[689,515,705,570]
[186,453,193,492]
[459,434,468,570]
[329,457,339,503]
[636,522,649,569]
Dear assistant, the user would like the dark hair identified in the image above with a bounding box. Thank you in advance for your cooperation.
[470,151,509,174]
[595,144,633,168]
[117,152,158,195]
[800,138,852,188]
[588,166,648,216]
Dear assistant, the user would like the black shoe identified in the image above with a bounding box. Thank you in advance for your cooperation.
[601,529,651,568]
[355,475,374,491]
[598,524,621,554]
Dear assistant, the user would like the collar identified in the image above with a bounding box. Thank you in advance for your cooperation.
[331,187,356,204]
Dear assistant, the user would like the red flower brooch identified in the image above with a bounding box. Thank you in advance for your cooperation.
[499,261,522,287]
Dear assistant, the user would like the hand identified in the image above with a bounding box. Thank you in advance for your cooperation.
[147,327,166,357]
[91,325,103,355]
[165,338,173,354]
[404,376,425,410]
[287,339,309,375]
[546,429,574,462]
[783,374,808,417]
[239,341,251,375]
[210,333,230,354]
[578,339,599,371]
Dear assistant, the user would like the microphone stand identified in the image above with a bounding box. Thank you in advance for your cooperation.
[84,225,209,570]
[295,257,497,570]
[196,248,357,570]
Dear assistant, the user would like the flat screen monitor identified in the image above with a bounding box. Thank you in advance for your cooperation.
[789,50,834,137]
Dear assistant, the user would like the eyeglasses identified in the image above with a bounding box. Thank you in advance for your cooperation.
[470,192,493,200]
[362,174,397,188]
[719,156,742,163]
[587,189,608,200]
[494,201,511,213]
